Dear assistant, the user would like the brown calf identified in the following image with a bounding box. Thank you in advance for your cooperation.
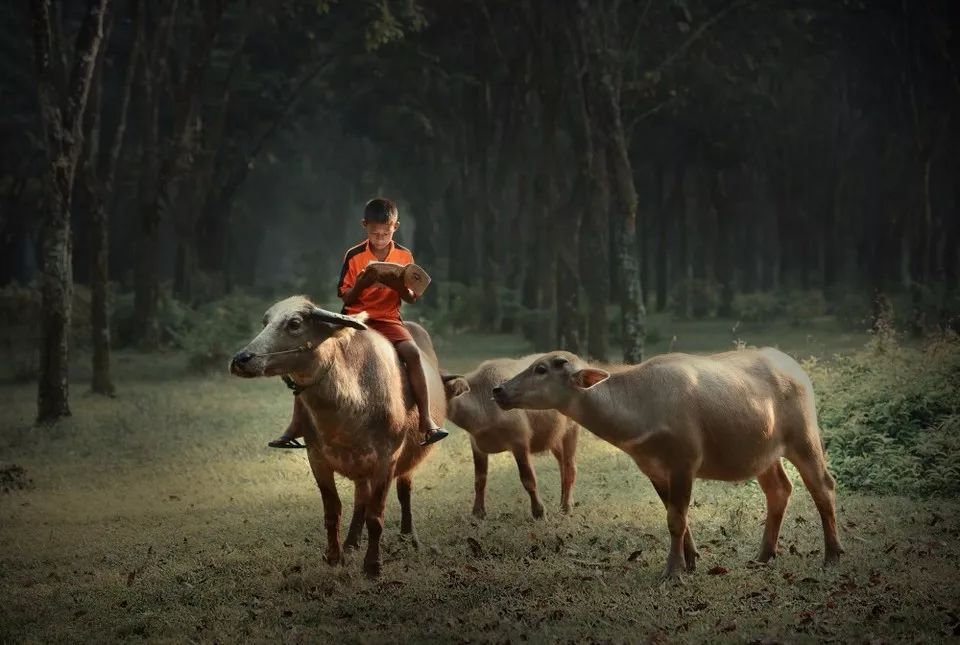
[443,355,579,519]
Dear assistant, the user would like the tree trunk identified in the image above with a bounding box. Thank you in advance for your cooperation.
[555,187,583,354]
[88,0,139,395]
[606,141,646,363]
[31,0,110,422]
[711,170,735,317]
[581,146,610,361]
[655,165,669,311]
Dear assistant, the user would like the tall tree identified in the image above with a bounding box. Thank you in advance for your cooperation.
[80,0,142,395]
[31,0,110,422]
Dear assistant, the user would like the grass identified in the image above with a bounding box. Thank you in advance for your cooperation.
[1,320,959,643]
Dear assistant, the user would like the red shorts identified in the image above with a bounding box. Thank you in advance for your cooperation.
[365,318,413,345]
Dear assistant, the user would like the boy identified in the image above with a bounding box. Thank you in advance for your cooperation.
[268,198,448,448]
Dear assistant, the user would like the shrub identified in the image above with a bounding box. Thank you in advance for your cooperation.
[731,291,782,322]
[0,282,100,379]
[112,286,193,348]
[807,326,960,497]
[169,292,272,372]
[669,279,719,319]
[783,289,827,325]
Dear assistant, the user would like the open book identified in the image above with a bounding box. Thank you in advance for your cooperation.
[364,262,432,297]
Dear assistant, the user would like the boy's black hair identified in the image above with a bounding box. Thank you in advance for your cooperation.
[363,198,399,223]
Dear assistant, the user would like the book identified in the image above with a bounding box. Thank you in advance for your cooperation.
[363,262,432,297]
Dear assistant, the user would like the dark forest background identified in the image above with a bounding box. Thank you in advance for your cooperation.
[2,0,958,422]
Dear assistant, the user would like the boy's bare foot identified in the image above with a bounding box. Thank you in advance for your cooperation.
[419,427,449,446]
[268,434,306,449]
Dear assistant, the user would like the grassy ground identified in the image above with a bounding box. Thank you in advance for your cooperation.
[2,320,959,643]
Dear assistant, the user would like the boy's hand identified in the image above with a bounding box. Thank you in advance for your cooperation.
[400,287,418,303]
[356,268,375,289]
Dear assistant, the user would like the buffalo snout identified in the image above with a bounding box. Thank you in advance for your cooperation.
[230,350,257,377]
[492,384,514,409]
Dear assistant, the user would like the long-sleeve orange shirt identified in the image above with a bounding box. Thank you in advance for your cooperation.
[337,240,415,321]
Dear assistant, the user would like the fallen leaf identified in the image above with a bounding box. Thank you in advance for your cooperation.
[628,550,644,562]
[708,566,729,576]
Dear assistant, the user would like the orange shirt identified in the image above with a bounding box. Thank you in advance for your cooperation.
[337,240,415,321]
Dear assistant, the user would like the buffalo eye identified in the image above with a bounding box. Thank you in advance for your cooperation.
[551,357,568,369]
[287,318,302,331]
[534,364,547,375]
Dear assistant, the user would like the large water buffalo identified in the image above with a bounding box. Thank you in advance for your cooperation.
[230,295,446,578]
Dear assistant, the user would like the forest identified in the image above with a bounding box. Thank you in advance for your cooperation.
[1,1,959,643]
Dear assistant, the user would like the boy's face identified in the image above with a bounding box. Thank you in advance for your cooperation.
[363,219,399,251]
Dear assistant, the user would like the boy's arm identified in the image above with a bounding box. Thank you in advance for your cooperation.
[338,253,373,306]
[341,274,374,306]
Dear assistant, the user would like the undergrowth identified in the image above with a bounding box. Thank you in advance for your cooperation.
[809,322,960,497]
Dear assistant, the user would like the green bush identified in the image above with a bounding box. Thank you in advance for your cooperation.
[808,325,960,497]
[783,289,828,325]
[731,291,782,322]
[112,286,193,348]
[169,292,272,372]
[669,279,719,319]
[0,282,102,379]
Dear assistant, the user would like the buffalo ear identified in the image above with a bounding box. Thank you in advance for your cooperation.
[571,368,609,390]
[442,376,471,398]
[309,307,368,330]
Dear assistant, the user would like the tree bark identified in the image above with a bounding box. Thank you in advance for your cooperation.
[84,1,140,395]
[711,169,735,317]
[581,144,610,362]
[133,0,177,348]
[31,0,110,423]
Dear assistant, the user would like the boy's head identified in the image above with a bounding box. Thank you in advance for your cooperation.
[362,198,399,250]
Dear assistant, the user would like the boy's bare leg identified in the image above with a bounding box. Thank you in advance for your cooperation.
[395,341,447,445]
[268,395,309,448]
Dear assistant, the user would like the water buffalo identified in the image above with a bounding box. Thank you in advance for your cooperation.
[493,348,843,579]
[230,295,446,578]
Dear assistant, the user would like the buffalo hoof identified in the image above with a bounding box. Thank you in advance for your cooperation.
[560,503,572,515]
[659,566,685,583]
[472,507,486,520]
[531,504,545,520]
[823,548,843,566]
[364,559,382,579]
[343,539,361,552]
[756,548,777,564]
[326,549,343,566]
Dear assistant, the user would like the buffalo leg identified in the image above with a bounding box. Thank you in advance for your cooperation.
[756,460,793,562]
[513,450,545,519]
[651,477,698,571]
[363,469,395,578]
[787,439,843,564]
[344,479,369,551]
[396,474,419,547]
[663,471,694,579]
[306,452,342,566]
[472,447,489,519]
[555,423,579,513]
